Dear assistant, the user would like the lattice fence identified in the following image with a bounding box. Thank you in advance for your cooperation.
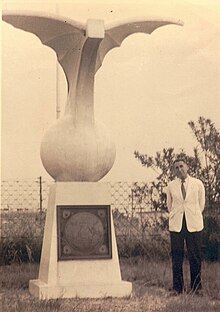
[1,178,50,212]
[0,179,168,245]
[1,179,150,213]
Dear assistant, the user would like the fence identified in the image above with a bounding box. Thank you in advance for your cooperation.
[0,178,167,242]
[1,178,152,213]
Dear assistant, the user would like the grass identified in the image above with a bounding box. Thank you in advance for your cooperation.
[121,257,220,300]
[1,259,219,312]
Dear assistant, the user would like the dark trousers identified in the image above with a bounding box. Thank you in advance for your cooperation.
[170,214,202,293]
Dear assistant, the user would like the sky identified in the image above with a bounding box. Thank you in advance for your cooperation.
[1,0,220,182]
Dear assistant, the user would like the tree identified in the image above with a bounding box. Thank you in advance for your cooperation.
[188,117,220,209]
[134,117,220,211]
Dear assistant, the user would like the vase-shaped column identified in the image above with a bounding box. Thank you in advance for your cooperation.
[40,20,116,181]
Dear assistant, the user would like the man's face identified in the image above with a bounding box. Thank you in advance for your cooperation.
[173,161,188,180]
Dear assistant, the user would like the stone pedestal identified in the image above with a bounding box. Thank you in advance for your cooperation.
[29,182,132,299]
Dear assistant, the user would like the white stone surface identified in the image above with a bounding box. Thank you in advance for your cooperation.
[29,182,132,299]
[29,280,132,299]
[40,118,116,182]
[86,19,105,38]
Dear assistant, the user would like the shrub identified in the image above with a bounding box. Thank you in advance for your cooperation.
[0,237,42,265]
[116,233,170,260]
[202,210,220,261]
[0,211,45,265]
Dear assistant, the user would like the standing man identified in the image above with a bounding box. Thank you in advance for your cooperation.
[166,158,205,294]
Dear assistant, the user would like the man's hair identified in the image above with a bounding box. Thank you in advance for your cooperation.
[172,158,188,166]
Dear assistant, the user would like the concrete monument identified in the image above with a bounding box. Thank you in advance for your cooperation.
[3,11,183,299]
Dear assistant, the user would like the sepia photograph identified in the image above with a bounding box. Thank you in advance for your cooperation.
[1,0,220,311]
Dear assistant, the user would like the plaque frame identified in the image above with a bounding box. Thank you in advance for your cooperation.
[57,205,112,260]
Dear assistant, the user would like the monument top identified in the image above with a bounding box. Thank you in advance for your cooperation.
[2,11,183,182]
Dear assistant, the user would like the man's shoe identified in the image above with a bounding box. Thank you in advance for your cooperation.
[168,289,183,296]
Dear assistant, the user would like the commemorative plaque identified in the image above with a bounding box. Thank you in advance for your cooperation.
[57,205,112,260]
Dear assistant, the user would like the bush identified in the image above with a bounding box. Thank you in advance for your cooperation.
[0,211,45,265]
[202,210,220,261]
[117,233,170,260]
[0,237,42,265]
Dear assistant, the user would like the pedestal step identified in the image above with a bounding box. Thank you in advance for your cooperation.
[29,279,132,299]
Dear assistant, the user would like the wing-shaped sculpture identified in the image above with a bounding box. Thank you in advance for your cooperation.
[2,11,86,92]
[2,11,183,182]
[96,18,183,71]
[2,12,183,93]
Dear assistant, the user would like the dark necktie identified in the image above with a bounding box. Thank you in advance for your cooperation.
[181,179,186,200]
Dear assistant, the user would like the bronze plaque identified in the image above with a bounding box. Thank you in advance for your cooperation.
[57,205,112,260]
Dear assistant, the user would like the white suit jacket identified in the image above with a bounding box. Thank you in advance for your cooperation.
[166,176,205,232]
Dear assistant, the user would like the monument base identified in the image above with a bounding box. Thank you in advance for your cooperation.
[29,182,132,299]
[29,279,132,299]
